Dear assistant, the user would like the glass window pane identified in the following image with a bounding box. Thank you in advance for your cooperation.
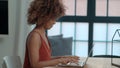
[76,22,88,40]
[107,43,112,55]
[75,42,88,57]
[93,23,107,41]
[93,42,106,56]
[72,41,75,55]
[112,43,120,55]
[48,22,61,36]
[62,22,75,38]
[96,0,107,16]
[76,0,87,16]
[108,23,120,41]
[63,0,75,15]
[109,0,120,16]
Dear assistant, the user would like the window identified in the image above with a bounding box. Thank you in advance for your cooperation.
[47,0,120,57]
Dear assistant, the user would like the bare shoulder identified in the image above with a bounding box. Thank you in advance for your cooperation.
[29,30,40,37]
[27,30,41,43]
[26,30,42,49]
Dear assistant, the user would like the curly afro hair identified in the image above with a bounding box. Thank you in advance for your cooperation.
[27,0,66,26]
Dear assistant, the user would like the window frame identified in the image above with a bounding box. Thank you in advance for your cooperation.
[57,0,120,57]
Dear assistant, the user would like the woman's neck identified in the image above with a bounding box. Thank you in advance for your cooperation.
[34,25,46,35]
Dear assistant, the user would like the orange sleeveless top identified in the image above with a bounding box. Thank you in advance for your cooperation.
[23,32,51,68]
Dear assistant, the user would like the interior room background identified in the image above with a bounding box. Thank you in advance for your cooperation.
[0,0,120,66]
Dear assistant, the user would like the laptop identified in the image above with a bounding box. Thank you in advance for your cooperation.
[58,44,94,68]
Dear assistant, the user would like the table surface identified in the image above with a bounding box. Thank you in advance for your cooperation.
[43,57,120,68]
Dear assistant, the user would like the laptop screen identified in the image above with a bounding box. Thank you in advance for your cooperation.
[78,43,94,67]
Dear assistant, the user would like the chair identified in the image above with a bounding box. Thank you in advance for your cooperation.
[2,56,22,68]
[48,34,73,56]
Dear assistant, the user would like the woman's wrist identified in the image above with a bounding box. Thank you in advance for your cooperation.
[57,58,63,63]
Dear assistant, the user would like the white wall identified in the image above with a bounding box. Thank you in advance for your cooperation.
[0,0,30,67]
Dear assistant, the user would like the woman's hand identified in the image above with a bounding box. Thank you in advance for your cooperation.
[58,56,80,64]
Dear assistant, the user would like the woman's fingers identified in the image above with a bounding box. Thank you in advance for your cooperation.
[60,57,80,64]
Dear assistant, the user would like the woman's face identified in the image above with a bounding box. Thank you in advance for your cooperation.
[44,19,56,29]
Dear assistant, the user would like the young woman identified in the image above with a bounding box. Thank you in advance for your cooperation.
[23,0,80,68]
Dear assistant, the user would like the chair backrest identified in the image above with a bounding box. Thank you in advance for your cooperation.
[48,34,73,56]
[3,56,22,68]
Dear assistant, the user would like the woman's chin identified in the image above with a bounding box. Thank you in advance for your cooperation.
[46,27,52,30]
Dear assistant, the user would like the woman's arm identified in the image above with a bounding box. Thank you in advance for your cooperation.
[27,32,78,68]
[52,56,80,60]
[27,32,73,68]
[27,32,42,68]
